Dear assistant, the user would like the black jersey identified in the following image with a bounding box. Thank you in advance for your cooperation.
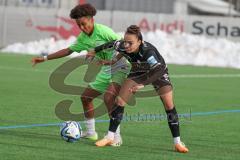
[94,40,168,85]
[120,41,166,73]
[95,40,166,72]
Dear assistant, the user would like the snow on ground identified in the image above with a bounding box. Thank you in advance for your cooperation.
[1,30,240,69]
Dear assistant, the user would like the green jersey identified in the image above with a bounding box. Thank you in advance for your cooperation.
[68,23,129,93]
[69,23,120,61]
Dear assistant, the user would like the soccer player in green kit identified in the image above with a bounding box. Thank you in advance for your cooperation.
[31,3,129,146]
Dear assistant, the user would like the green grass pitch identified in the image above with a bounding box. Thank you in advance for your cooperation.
[0,53,240,160]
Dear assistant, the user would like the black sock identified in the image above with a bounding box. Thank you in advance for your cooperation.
[109,104,124,132]
[165,107,180,138]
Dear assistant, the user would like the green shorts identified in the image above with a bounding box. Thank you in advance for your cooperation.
[89,67,130,93]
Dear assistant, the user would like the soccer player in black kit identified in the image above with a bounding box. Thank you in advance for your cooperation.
[88,25,188,153]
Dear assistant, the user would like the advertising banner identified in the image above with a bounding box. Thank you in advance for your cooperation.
[0,7,240,47]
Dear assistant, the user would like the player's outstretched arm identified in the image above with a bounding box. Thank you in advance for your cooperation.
[97,53,123,65]
[31,48,73,67]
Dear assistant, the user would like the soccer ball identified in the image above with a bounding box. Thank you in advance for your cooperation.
[60,121,82,142]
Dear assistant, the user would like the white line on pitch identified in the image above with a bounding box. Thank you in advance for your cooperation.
[171,74,240,78]
[1,66,240,78]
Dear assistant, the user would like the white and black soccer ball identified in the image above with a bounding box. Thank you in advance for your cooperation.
[60,121,82,142]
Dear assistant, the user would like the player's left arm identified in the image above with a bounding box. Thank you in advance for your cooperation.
[97,52,123,65]
[86,39,127,61]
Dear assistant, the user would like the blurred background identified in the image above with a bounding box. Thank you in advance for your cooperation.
[0,0,240,14]
[0,0,240,46]
[0,2,240,159]
[1,0,240,68]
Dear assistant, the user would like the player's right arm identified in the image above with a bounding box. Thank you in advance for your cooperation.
[32,32,87,67]
[31,48,73,67]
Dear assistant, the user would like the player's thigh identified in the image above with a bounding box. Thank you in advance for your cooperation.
[152,75,174,109]
[104,82,121,110]
[81,87,102,101]
[159,89,174,110]
[105,82,121,98]
[117,79,138,105]
[107,69,128,99]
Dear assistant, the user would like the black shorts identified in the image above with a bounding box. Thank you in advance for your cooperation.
[128,67,172,93]
[151,72,172,94]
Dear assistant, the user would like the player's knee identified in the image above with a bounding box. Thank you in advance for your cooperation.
[163,103,174,110]
[116,96,127,106]
[81,95,92,104]
[160,96,174,110]
[104,92,115,105]
[163,101,174,110]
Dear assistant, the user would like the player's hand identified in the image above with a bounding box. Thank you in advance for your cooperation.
[31,57,44,67]
[96,60,112,65]
[96,60,108,65]
[129,84,144,93]
[85,49,96,62]
[96,60,104,65]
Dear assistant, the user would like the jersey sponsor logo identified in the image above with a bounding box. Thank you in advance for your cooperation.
[147,56,158,67]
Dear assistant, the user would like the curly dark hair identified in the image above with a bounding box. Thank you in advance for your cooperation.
[126,25,143,41]
[70,3,97,19]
